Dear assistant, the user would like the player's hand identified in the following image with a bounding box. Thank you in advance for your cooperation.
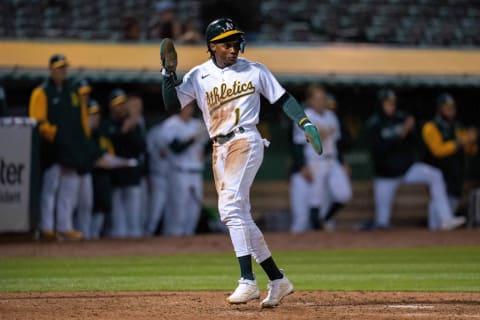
[304,123,323,155]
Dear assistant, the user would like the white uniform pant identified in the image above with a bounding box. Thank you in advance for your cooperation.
[55,168,86,233]
[162,170,203,236]
[309,159,352,217]
[213,129,271,263]
[39,164,60,231]
[73,173,93,239]
[374,162,455,230]
[289,172,311,233]
[145,175,168,236]
[110,185,142,237]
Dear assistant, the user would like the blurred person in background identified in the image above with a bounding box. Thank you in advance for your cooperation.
[145,119,170,236]
[147,0,182,40]
[291,85,352,232]
[147,0,202,43]
[326,93,353,175]
[123,16,141,41]
[101,89,146,238]
[29,54,88,240]
[161,104,209,236]
[0,84,7,117]
[81,99,139,238]
[422,93,478,213]
[288,117,312,233]
[367,89,465,230]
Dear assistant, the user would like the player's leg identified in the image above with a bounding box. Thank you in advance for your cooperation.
[110,187,127,237]
[145,175,167,236]
[403,162,465,230]
[74,173,93,239]
[124,184,142,237]
[308,160,328,229]
[39,164,60,238]
[289,172,311,233]
[218,133,293,306]
[373,177,400,228]
[161,170,185,236]
[184,173,203,235]
[323,160,352,224]
[55,167,82,239]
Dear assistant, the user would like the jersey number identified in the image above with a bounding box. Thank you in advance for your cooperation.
[234,107,240,125]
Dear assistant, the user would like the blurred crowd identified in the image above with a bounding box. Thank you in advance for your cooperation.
[27,53,214,240]
[20,53,479,240]
[290,85,478,233]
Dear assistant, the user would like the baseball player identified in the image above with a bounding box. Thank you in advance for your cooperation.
[101,89,146,238]
[161,104,209,236]
[367,89,465,230]
[145,120,170,236]
[422,93,478,212]
[159,17,322,307]
[292,85,352,231]
[29,54,89,240]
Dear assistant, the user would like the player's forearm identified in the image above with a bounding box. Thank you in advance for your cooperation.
[162,74,181,112]
[278,93,310,128]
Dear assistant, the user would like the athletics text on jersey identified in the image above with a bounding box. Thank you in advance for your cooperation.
[175,58,285,138]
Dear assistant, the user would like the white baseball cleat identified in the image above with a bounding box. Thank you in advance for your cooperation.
[440,216,466,230]
[227,278,260,304]
[261,274,294,308]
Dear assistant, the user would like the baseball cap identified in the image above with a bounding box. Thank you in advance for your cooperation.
[87,99,101,115]
[109,89,127,107]
[437,93,455,108]
[77,79,92,95]
[49,54,68,69]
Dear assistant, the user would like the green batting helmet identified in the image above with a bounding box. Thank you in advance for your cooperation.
[206,18,245,53]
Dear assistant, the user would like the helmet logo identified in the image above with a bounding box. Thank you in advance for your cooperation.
[223,21,234,32]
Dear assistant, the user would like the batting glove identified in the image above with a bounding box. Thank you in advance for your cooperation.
[303,122,323,155]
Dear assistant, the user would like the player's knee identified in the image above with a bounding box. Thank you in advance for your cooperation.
[334,188,352,204]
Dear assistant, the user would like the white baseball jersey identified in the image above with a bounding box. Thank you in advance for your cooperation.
[175,57,286,138]
[162,115,209,171]
[293,107,340,163]
[146,123,169,177]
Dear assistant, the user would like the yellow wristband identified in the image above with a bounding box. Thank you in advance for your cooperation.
[298,117,309,127]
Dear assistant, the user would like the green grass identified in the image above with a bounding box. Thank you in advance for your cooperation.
[0,246,479,293]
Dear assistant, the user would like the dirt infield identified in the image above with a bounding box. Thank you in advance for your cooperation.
[1,228,480,257]
[1,229,479,319]
[1,291,479,320]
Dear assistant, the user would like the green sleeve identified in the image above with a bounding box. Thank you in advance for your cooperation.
[162,74,181,112]
[277,93,310,129]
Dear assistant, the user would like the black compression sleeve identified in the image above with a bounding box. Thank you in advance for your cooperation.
[162,74,181,112]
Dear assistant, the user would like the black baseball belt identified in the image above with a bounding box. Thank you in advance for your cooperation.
[212,126,245,144]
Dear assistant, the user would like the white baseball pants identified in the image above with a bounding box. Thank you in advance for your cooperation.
[162,170,203,236]
[309,159,352,216]
[289,172,311,233]
[55,167,81,233]
[110,185,142,237]
[145,175,168,236]
[39,164,60,231]
[374,162,456,230]
[213,129,271,264]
